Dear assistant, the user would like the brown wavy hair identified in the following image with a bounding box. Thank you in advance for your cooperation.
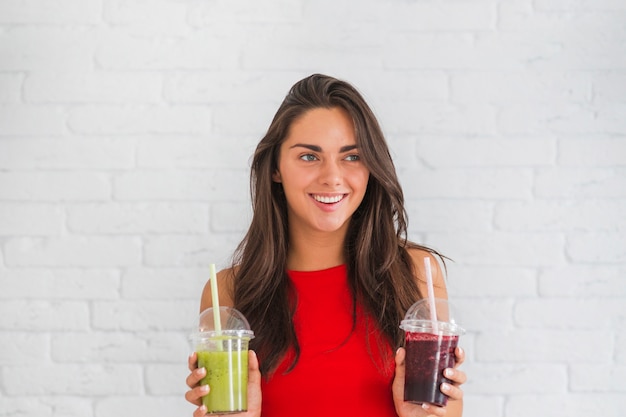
[232,74,438,376]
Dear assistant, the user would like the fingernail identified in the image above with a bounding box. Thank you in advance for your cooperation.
[458,347,464,355]
[445,368,454,378]
[200,384,209,393]
[422,403,430,410]
[441,383,451,392]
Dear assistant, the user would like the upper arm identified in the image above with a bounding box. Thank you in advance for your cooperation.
[407,248,448,301]
[199,267,236,313]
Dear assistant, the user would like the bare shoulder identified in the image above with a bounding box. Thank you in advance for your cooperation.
[406,247,449,300]
[199,266,238,312]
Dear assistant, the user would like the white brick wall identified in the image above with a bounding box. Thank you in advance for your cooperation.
[0,1,624,416]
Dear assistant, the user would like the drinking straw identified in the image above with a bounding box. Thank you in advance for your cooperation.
[423,257,439,334]
[209,263,222,335]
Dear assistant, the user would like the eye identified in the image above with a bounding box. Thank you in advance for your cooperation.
[345,154,360,162]
[300,153,318,162]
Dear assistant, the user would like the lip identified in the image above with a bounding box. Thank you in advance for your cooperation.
[309,193,347,209]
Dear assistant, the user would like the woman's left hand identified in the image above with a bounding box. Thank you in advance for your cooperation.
[392,346,466,417]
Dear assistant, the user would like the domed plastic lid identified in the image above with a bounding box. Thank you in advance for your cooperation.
[400,298,465,336]
[191,306,255,340]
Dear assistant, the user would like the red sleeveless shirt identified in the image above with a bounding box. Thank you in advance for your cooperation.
[260,264,398,417]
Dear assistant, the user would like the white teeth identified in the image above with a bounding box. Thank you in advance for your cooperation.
[313,195,343,204]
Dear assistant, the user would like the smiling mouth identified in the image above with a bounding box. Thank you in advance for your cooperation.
[312,194,345,204]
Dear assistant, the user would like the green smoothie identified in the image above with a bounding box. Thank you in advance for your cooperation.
[197,349,248,414]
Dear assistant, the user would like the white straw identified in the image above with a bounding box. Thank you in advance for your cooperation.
[209,263,222,335]
[424,257,439,334]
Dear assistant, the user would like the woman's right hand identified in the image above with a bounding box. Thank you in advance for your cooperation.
[184,350,263,417]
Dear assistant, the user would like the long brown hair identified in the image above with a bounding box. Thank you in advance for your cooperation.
[232,74,438,376]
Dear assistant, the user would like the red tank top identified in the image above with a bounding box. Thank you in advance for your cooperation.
[260,264,397,417]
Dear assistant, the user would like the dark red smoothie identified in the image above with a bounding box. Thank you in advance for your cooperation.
[404,331,459,406]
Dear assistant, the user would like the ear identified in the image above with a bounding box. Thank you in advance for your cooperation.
[272,170,282,183]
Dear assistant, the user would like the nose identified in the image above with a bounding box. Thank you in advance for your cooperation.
[319,159,342,186]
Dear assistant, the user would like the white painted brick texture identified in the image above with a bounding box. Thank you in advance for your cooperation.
[1,1,625,417]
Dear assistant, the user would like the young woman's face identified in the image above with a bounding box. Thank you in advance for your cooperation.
[273,107,370,236]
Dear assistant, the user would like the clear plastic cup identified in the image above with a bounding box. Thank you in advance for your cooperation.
[189,306,255,414]
[399,298,465,407]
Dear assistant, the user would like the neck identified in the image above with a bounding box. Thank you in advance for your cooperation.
[286,225,347,271]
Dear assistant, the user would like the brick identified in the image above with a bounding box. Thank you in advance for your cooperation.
[593,73,626,102]
[0,331,48,365]
[0,203,63,235]
[3,364,142,395]
[0,0,101,23]
[143,235,241,267]
[534,0,626,11]
[114,170,248,201]
[0,300,89,331]
[67,105,213,135]
[211,202,251,233]
[0,138,134,169]
[95,396,190,417]
[498,103,602,135]
[476,330,612,362]
[0,397,93,417]
[570,363,626,391]
[0,73,22,103]
[426,232,565,267]
[0,105,67,135]
[67,203,209,234]
[0,27,95,71]
[92,300,197,331]
[539,266,626,297]
[494,200,625,232]
[401,168,533,199]
[515,299,624,330]
[462,395,504,417]
[407,201,492,232]
[96,29,238,70]
[505,394,626,417]
[454,299,515,331]
[145,364,189,395]
[535,168,626,198]
[451,71,591,104]
[559,138,626,166]
[25,72,163,103]
[136,136,257,169]
[213,102,286,135]
[417,137,556,167]
[121,267,208,299]
[0,172,111,201]
[163,70,302,104]
[188,0,302,25]
[617,332,626,363]
[0,268,120,299]
[463,363,567,394]
[353,71,448,102]
[103,0,191,36]
[445,265,537,297]
[376,102,496,135]
[567,232,626,263]
[4,237,142,267]
[51,331,189,363]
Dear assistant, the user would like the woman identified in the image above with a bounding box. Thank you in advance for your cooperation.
[185,74,467,417]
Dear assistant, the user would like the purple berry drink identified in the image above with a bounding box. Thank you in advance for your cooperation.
[403,331,459,406]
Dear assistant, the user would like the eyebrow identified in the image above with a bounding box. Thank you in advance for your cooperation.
[289,143,358,153]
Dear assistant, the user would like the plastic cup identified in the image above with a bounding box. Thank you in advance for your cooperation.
[189,306,255,415]
[399,298,465,407]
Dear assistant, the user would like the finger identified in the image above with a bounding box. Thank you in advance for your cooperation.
[193,404,208,417]
[421,403,446,417]
[188,352,198,371]
[441,381,464,402]
[185,366,207,389]
[184,384,209,406]
[444,367,467,385]
[454,346,465,366]
[391,348,406,403]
